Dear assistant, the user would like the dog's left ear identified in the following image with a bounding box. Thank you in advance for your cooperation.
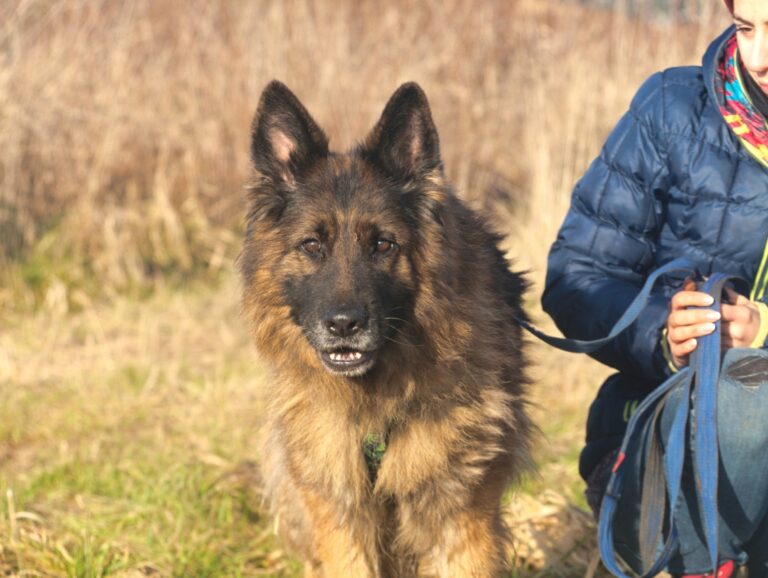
[363,82,442,179]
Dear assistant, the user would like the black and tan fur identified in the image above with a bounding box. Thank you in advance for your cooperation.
[239,80,532,578]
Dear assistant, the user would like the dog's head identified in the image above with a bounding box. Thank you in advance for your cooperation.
[241,81,446,378]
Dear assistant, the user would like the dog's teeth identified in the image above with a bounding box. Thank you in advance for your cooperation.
[329,351,364,362]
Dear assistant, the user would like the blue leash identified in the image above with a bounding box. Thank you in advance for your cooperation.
[518,258,740,575]
[598,273,734,576]
[516,259,697,354]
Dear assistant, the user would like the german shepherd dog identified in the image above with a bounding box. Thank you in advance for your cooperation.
[239,80,531,577]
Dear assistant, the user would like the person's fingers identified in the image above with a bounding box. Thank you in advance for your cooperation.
[721,317,755,343]
[667,280,721,367]
[668,322,717,345]
[668,308,720,328]
[724,286,751,306]
[671,338,698,366]
[670,290,715,311]
[720,303,751,324]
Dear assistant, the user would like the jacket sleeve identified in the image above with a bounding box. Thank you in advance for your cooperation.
[542,71,674,380]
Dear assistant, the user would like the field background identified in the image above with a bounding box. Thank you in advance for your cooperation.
[0,1,730,576]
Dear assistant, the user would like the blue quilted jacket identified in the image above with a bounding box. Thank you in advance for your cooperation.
[542,27,768,478]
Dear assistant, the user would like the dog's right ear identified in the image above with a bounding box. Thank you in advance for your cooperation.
[250,81,329,186]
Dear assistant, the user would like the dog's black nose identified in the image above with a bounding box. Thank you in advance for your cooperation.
[324,307,368,337]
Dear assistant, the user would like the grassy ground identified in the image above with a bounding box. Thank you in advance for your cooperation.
[0,279,293,576]
[0,273,611,577]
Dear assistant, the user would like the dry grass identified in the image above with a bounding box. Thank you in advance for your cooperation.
[0,0,731,576]
[0,0,728,305]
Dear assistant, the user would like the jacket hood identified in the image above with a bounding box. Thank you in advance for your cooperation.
[703,25,737,107]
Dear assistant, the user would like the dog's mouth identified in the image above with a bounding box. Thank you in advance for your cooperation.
[319,347,377,376]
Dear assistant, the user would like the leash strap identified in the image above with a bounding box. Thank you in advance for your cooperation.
[599,367,689,577]
[517,258,697,353]
[597,273,738,577]
[692,274,730,572]
[518,259,744,575]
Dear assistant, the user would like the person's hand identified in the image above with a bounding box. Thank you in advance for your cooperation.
[720,286,761,350]
[666,280,761,367]
[666,278,720,368]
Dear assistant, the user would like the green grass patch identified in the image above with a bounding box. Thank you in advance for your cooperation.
[2,451,300,577]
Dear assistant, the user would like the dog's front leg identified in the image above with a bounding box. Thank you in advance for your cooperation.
[428,508,508,578]
[301,488,381,578]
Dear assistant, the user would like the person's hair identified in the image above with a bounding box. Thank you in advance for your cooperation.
[724,0,733,14]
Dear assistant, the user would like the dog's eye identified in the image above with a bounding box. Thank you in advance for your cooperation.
[301,238,321,255]
[375,238,397,255]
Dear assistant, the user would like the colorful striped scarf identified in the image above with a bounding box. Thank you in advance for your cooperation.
[715,33,768,168]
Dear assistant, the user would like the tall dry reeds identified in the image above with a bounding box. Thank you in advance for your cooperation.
[0,0,729,310]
